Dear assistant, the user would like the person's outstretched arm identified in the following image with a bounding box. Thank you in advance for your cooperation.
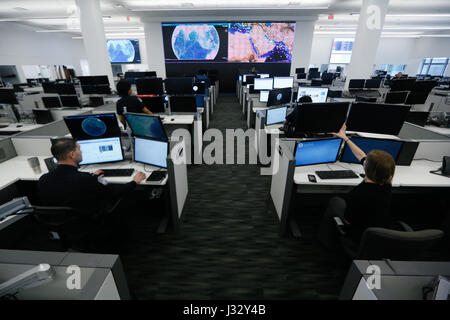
[332,123,366,161]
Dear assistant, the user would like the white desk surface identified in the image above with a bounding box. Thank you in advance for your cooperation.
[333,97,356,103]
[0,156,167,190]
[253,106,270,112]
[160,114,194,125]
[23,87,43,93]
[0,123,43,132]
[294,160,449,188]
[264,123,283,134]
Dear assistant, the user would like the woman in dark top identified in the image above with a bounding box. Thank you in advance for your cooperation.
[115,79,152,126]
[318,123,396,248]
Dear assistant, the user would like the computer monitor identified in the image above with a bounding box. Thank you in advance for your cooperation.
[273,77,294,89]
[169,96,197,112]
[192,82,206,94]
[134,137,168,168]
[259,91,269,103]
[258,74,270,78]
[405,111,429,126]
[405,91,430,105]
[389,79,415,91]
[165,77,194,95]
[64,113,121,140]
[385,91,408,104]
[42,96,61,109]
[78,76,109,86]
[239,75,242,82]
[294,102,350,134]
[89,96,104,108]
[411,80,438,92]
[78,137,124,165]
[296,68,305,74]
[346,102,411,135]
[254,78,273,90]
[311,79,323,87]
[297,73,307,80]
[42,82,58,94]
[140,96,166,113]
[294,138,342,166]
[33,109,54,124]
[297,87,328,103]
[243,75,256,85]
[309,68,319,73]
[340,137,403,164]
[60,95,80,107]
[136,77,164,95]
[81,85,111,95]
[322,78,333,85]
[124,113,168,141]
[0,89,18,104]
[365,79,382,89]
[349,79,365,90]
[266,106,287,126]
[267,88,292,107]
[56,83,76,95]
[307,72,321,80]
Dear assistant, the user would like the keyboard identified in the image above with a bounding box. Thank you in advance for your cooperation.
[146,170,167,182]
[315,170,359,180]
[99,168,134,177]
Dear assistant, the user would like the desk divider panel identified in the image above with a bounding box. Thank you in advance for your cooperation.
[255,111,264,155]
[0,138,17,164]
[15,119,70,137]
[11,137,52,157]
[167,141,188,232]
[270,140,295,236]
[415,140,450,162]
[398,122,449,140]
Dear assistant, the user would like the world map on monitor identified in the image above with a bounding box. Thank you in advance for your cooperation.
[171,24,220,60]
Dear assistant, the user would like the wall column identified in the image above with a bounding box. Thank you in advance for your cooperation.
[290,17,317,75]
[142,19,166,78]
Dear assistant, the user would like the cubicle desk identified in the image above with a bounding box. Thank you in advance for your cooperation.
[423,88,450,112]
[270,141,450,238]
[423,125,450,137]
[340,260,450,300]
[0,249,130,300]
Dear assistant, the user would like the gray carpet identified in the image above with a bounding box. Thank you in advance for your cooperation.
[120,94,349,300]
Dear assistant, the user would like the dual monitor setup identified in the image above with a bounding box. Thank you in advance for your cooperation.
[135,77,207,96]
[63,113,168,169]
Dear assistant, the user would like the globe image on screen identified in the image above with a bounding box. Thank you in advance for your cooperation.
[81,118,107,137]
[107,39,135,63]
[171,25,220,60]
[277,93,283,101]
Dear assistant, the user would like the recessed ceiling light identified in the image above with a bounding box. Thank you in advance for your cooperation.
[181,3,194,7]
[114,4,124,8]
[13,7,28,11]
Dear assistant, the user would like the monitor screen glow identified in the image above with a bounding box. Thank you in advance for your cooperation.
[78,137,123,165]
[266,106,287,126]
[273,77,294,89]
[254,78,274,90]
[294,139,342,166]
[259,90,269,102]
[297,87,329,103]
[134,137,168,168]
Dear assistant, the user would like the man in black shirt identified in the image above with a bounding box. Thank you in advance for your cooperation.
[116,79,152,126]
[38,138,146,248]
[318,124,395,248]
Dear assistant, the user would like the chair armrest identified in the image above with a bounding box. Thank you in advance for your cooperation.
[397,220,414,232]
[333,217,347,236]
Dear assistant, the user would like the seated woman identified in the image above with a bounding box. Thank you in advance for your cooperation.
[318,123,396,249]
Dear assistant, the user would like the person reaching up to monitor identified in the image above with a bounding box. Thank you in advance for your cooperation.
[318,123,396,249]
[116,79,152,126]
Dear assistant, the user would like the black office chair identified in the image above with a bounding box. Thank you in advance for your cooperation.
[335,218,444,260]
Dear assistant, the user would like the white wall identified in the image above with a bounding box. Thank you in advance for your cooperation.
[0,22,86,82]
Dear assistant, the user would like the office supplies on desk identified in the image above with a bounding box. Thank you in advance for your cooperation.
[315,170,359,179]
[99,168,134,177]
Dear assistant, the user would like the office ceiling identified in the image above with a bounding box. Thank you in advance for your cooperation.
[0,0,449,38]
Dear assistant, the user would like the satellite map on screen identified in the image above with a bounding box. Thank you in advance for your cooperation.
[171,24,221,60]
[228,23,295,63]
[107,39,141,64]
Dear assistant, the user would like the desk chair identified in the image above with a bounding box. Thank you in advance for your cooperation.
[335,218,444,260]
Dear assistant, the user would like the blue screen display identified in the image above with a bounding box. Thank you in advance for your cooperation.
[294,139,342,166]
[340,137,403,163]
[107,39,141,64]
[266,106,287,125]
[124,114,167,141]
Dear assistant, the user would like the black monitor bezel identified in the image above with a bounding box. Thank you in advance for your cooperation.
[63,112,121,141]
[294,138,343,167]
[133,136,168,169]
[339,136,404,164]
[124,112,168,142]
[42,96,62,109]
[169,95,197,113]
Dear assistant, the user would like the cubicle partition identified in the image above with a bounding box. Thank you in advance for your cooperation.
[399,122,449,140]
[0,138,17,164]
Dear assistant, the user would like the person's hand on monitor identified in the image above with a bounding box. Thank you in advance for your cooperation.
[93,169,104,177]
[133,171,146,184]
[332,123,349,141]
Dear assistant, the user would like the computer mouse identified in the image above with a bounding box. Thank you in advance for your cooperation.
[171,118,175,121]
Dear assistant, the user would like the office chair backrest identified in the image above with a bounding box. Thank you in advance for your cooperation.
[356,227,444,260]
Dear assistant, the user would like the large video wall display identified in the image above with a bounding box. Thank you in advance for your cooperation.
[162,22,296,63]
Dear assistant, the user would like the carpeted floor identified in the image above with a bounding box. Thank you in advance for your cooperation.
[120,94,350,300]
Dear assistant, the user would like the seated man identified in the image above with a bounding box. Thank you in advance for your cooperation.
[38,138,146,248]
[116,79,152,126]
[318,124,396,249]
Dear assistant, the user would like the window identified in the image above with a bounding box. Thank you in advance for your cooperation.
[418,57,449,76]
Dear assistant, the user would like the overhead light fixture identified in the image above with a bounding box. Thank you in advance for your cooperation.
[0,16,111,22]
[36,27,143,33]
[181,2,194,7]
[13,7,28,11]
